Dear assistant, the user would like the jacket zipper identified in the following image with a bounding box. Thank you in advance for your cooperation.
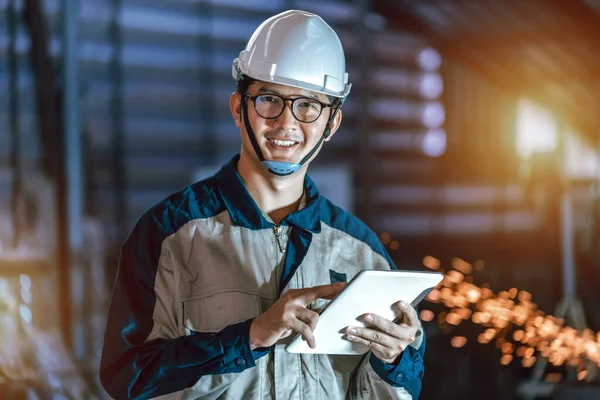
[273,225,285,253]
[274,225,285,296]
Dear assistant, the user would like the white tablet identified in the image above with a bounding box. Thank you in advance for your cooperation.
[285,269,443,355]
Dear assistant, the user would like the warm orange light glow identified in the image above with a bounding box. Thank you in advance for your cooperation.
[451,258,472,275]
[465,288,481,304]
[478,333,491,344]
[451,336,467,348]
[381,235,600,382]
[518,291,532,303]
[483,329,497,341]
[500,355,513,365]
[524,347,535,358]
[447,270,464,285]
[379,233,391,245]
[545,373,563,383]
[474,260,485,271]
[420,256,600,369]
[516,99,558,158]
[522,356,536,368]
[501,342,514,354]
[426,289,441,302]
[423,256,441,270]
[438,312,447,324]
[421,263,600,370]
[455,308,472,320]
[446,312,462,326]
[420,309,434,322]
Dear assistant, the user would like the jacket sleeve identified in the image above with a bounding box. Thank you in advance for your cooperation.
[347,331,425,400]
[346,223,426,399]
[99,214,267,400]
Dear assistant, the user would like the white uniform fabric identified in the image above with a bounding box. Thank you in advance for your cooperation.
[100,155,425,400]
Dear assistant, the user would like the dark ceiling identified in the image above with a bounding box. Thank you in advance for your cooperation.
[373,0,600,144]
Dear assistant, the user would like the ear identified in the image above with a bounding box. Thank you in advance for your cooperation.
[324,108,343,142]
[229,92,242,128]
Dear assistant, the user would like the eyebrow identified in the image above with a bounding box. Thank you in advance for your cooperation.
[257,86,320,101]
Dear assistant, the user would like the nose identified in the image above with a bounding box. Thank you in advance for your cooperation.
[273,100,299,130]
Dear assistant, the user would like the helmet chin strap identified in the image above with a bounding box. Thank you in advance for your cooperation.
[241,97,342,177]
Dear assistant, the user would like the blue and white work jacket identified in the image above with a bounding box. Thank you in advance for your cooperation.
[100,155,425,400]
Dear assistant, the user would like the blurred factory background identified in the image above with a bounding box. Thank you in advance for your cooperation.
[1,0,600,398]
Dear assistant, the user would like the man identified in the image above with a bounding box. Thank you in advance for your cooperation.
[100,9,425,400]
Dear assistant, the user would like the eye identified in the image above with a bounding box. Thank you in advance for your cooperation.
[259,95,281,103]
[297,99,320,110]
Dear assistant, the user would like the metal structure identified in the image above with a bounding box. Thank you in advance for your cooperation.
[371,1,600,399]
[22,0,74,352]
[7,0,21,249]
[1,0,432,397]
[45,0,435,239]
[1,0,600,398]
[517,127,598,399]
[372,0,600,144]
[62,0,85,358]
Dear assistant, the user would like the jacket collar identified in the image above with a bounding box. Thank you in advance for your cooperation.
[215,154,322,233]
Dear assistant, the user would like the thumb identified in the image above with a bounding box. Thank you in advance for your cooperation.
[280,329,293,339]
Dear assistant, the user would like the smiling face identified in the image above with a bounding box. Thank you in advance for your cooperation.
[230,80,343,175]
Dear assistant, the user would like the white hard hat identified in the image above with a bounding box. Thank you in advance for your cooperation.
[232,10,352,99]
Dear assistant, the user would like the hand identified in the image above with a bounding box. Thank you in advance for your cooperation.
[250,282,346,350]
[344,300,421,364]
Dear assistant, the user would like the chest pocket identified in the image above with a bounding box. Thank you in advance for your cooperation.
[182,290,262,334]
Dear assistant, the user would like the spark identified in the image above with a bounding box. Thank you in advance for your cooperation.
[418,255,600,374]
[382,234,597,381]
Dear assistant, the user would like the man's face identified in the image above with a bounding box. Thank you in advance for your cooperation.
[230,81,342,169]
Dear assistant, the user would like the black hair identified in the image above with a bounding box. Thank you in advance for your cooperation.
[236,75,256,95]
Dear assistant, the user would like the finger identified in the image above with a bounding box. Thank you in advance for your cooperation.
[295,307,320,331]
[280,329,293,339]
[394,301,419,327]
[295,282,347,305]
[345,332,393,359]
[360,313,399,337]
[289,318,316,349]
[345,326,396,348]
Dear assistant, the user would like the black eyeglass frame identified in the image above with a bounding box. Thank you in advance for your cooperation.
[243,93,334,123]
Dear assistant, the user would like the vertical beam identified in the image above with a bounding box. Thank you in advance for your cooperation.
[23,0,72,349]
[355,0,375,227]
[560,189,576,299]
[63,0,83,253]
[109,0,126,243]
[198,1,217,165]
[557,123,576,301]
[63,0,83,356]
[7,0,21,248]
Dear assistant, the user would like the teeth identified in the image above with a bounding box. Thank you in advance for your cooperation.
[271,139,296,147]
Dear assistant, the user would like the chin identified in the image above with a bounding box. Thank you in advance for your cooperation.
[267,153,298,161]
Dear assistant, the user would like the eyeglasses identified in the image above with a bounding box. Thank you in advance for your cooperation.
[244,93,333,123]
